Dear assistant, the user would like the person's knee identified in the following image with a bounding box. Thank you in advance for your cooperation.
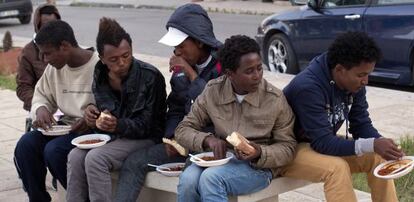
[327,158,351,178]
[67,148,85,168]
[84,149,107,171]
[43,140,60,163]
[15,132,39,157]
[178,169,199,190]
[199,169,222,188]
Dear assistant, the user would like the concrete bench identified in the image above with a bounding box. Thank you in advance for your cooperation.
[58,171,311,202]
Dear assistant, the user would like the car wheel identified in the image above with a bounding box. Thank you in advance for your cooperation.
[264,34,298,74]
[18,15,31,24]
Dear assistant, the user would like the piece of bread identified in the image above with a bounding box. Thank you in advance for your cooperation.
[162,138,188,156]
[226,132,256,155]
[97,111,111,124]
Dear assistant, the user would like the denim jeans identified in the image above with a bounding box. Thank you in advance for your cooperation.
[114,143,186,202]
[177,158,272,202]
[14,130,79,202]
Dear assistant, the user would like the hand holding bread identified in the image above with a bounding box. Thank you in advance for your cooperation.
[226,132,261,161]
[96,110,117,132]
[226,132,256,155]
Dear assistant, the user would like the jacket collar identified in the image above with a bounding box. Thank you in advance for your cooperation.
[95,58,140,94]
[219,76,261,107]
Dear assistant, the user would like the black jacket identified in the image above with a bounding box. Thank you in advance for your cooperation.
[93,58,167,142]
[165,53,222,138]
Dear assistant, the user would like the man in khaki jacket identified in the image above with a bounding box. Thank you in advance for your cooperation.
[175,35,297,202]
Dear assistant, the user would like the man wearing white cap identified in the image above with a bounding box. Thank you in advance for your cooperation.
[114,3,222,201]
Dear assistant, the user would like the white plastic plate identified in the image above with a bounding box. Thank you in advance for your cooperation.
[156,162,185,177]
[71,134,111,150]
[190,152,234,167]
[373,156,414,179]
[38,125,71,136]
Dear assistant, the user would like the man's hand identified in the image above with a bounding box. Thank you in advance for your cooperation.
[169,55,197,81]
[96,110,117,133]
[374,138,404,160]
[84,104,100,128]
[165,143,179,157]
[71,118,90,135]
[33,106,57,130]
[235,142,262,162]
[202,136,227,159]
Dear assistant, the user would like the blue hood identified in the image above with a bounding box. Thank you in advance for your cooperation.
[166,4,222,49]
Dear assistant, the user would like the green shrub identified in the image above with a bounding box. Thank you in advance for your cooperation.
[0,74,16,90]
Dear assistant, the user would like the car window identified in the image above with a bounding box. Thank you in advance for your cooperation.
[322,0,367,7]
[378,0,414,4]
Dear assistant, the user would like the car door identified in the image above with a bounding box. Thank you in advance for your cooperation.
[292,0,369,66]
[363,0,414,85]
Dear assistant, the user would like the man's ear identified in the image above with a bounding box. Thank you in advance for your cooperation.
[196,40,204,49]
[225,69,234,80]
[60,41,71,51]
[334,64,346,74]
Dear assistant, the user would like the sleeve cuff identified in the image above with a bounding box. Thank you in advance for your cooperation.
[355,138,375,156]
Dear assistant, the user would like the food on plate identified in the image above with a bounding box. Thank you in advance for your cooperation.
[78,139,104,145]
[201,156,219,161]
[162,138,188,156]
[161,165,184,172]
[378,159,412,176]
[226,131,256,155]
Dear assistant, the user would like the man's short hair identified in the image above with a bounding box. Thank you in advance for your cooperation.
[39,5,60,18]
[327,31,381,69]
[218,35,261,72]
[96,17,132,56]
[34,20,78,48]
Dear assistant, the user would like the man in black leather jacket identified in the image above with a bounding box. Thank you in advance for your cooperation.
[65,18,166,202]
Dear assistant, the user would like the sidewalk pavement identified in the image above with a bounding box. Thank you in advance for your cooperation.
[1,0,413,200]
[60,0,297,15]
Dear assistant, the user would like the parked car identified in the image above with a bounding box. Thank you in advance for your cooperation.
[0,0,32,24]
[256,0,414,86]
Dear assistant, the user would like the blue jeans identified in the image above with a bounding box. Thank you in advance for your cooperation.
[14,130,80,202]
[114,143,186,202]
[177,158,272,202]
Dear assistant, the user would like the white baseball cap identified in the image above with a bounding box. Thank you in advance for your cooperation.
[158,27,189,47]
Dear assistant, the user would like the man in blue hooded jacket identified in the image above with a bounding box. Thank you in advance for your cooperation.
[114,4,222,201]
[281,32,402,202]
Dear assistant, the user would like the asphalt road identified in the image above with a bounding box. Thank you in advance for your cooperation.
[0,5,266,58]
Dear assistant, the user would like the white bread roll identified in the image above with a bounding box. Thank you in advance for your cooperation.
[96,111,111,125]
[226,132,256,155]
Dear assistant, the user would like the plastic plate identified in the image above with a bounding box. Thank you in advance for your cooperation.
[190,152,234,167]
[38,125,71,136]
[156,162,185,177]
[71,134,111,149]
[373,156,414,179]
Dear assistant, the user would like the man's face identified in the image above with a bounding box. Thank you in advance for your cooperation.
[334,61,375,93]
[38,43,68,69]
[227,52,263,95]
[173,38,202,66]
[39,13,57,28]
[100,39,133,78]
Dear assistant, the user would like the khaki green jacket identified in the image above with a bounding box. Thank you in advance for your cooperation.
[175,75,297,177]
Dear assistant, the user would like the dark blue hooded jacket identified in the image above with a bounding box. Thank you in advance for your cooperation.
[283,53,381,156]
[164,4,223,138]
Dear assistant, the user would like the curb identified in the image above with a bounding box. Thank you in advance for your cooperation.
[68,2,284,15]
